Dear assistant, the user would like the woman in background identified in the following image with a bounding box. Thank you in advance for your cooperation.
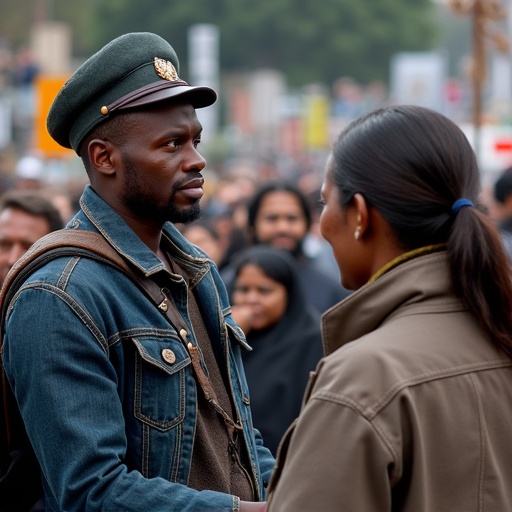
[267,105,512,511]
[231,245,324,456]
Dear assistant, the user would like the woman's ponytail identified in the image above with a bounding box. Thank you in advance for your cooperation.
[447,205,512,357]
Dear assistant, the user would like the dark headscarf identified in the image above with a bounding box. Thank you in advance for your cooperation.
[232,246,324,455]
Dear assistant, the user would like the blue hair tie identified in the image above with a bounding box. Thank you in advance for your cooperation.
[451,198,474,214]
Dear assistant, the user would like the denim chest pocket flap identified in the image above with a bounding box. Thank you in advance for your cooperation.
[225,321,251,350]
[131,336,191,430]
[132,336,191,374]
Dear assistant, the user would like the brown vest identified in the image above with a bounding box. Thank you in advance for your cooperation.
[172,260,255,500]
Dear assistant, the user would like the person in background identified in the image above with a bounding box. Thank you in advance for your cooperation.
[0,189,63,284]
[230,245,323,456]
[492,165,512,258]
[222,181,349,315]
[180,218,224,267]
[267,105,512,511]
[2,32,272,512]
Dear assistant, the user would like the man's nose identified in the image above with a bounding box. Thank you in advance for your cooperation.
[183,144,206,172]
[276,218,293,231]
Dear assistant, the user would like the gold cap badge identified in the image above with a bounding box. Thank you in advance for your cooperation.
[154,57,179,81]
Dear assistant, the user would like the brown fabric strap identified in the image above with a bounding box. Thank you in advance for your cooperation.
[187,343,242,439]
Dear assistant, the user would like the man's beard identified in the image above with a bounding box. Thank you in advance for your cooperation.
[122,158,201,224]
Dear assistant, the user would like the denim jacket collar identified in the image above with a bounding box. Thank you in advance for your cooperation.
[76,185,209,284]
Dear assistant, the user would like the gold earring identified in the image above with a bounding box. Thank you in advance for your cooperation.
[354,226,361,240]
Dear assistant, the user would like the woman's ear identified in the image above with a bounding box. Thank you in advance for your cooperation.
[353,193,370,240]
[87,139,118,176]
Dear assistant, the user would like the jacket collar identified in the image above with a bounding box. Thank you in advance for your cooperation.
[321,251,465,355]
[76,185,209,280]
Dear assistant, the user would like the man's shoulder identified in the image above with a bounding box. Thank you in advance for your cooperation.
[2,230,137,305]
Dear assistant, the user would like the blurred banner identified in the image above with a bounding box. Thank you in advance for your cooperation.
[304,93,329,149]
[188,24,219,144]
[0,98,12,150]
[390,51,448,113]
[34,75,73,157]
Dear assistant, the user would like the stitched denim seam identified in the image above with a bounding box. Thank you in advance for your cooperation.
[56,256,79,289]
[10,282,109,353]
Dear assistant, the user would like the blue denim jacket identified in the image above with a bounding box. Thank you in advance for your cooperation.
[3,185,275,511]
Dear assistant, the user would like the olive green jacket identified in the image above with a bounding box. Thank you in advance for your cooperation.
[268,251,512,511]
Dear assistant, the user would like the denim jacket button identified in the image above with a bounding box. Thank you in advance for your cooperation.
[161,349,176,364]
[179,328,188,339]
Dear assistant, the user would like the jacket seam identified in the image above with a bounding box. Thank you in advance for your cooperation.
[108,327,179,343]
[309,394,399,464]
[312,359,512,422]
[366,361,512,418]
[12,282,109,354]
[56,256,80,289]
[469,373,486,512]
[384,301,466,321]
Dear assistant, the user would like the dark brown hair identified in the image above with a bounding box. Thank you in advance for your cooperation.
[0,189,63,232]
[331,104,512,357]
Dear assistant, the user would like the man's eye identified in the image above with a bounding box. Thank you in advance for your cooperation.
[194,139,201,148]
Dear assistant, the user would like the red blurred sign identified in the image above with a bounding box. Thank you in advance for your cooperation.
[494,139,512,152]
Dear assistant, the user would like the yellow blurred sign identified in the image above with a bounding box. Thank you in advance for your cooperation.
[34,75,73,157]
[304,95,329,149]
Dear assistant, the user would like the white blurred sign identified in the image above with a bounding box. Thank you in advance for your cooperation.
[188,24,219,143]
[31,22,72,74]
[390,52,448,112]
[0,98,11,149]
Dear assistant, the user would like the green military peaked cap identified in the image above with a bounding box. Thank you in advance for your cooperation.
[47,32,217,153]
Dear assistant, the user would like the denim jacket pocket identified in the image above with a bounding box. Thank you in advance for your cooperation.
[224,322,253,419]
[132,336,191,431]
[225,321,252,351]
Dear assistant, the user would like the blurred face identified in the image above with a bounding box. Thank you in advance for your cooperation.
[254,191,308,254]
[114,101,207,225]
[232,264,288,331]
[320,157,365,290]
[183,224,222,265]
[0,207,51,283]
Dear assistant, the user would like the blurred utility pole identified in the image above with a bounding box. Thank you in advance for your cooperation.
[448,0,508,160]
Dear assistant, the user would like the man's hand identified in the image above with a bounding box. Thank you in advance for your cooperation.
[239,500,267,512]
[231,305,254,335]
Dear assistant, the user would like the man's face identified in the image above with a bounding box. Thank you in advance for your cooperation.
[253,191,308,255]
[0,207,51,283]
[113,101,206,225]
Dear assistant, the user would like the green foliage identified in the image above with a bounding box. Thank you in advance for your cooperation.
[91,0,438,85]
[1,0,438,86]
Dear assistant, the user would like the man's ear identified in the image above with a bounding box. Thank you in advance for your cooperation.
[87,139,118,176]
[353,193,370,239]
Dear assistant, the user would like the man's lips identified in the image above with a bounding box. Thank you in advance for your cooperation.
[179,177,204,199]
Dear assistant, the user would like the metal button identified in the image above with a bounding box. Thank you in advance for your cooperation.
[161,349,176,364]
[187,342,193,350]
[179,328,188,338]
